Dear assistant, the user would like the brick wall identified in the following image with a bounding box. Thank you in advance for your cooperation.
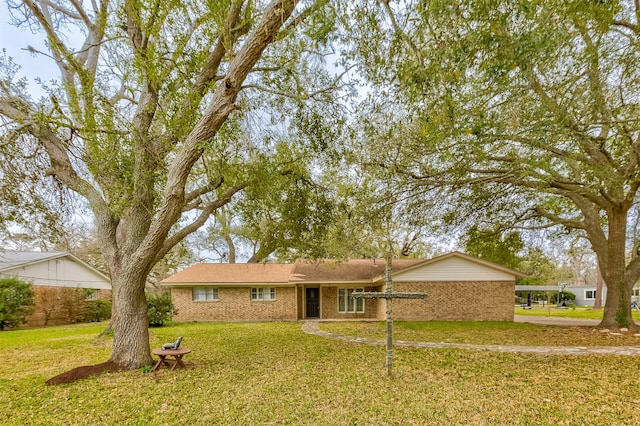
[320,286,379,320]
[172,286,297,321]
[25,286,112,327]
[389,281,515,321]
[297,286,304,320]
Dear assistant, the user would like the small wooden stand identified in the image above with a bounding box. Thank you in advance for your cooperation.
[151,347,191,371]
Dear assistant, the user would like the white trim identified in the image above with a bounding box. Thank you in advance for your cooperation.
[192,287,219,301]
[338,288,365,313]
[251,287,276,301]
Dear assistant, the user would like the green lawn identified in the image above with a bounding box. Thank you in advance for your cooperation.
[2,321,640,425]
[515,304,640,321]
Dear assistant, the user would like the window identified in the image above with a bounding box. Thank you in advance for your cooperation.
[251,287,276,301]
[84,288,100,301]
[338,288,364,313]
[193,287,218,301]
[585,290,596,300]
[633,287,640,298]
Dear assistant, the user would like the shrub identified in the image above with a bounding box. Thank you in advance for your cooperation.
[0,277,35,330]
[84,299,112,322]
[146,292,177,327]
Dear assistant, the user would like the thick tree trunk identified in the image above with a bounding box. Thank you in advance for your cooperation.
[599,211,635,329]
[109,269,154,368]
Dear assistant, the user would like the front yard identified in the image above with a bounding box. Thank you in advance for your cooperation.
[2,321,640,425]
[514,304,640,321]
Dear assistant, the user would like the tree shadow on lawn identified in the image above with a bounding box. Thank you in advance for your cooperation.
[45,361,124,385]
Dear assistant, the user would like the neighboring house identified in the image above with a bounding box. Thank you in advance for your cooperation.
[161,251,524,322]
[0,251,112,327]
[515,284,608,307]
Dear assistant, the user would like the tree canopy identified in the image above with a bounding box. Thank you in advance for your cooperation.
[0,0,349,367]
[345,0,640,327]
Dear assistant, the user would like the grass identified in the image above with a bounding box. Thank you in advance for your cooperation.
[1,321,640,425]
[319,320,640,346]
[515,304,640,321]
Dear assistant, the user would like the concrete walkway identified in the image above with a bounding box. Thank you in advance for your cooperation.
[301,321,640,356]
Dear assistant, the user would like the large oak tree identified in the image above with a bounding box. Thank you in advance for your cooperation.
[0,0,338,368]
[346,1,640,328]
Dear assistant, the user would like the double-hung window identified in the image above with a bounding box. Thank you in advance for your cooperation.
[251,287,276,301]
[584,290,596,300]
[193,287,218,301]
[338,288,364,313]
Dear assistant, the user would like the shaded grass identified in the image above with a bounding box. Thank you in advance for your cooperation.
[2,321,640,425]
[319,320,640,346]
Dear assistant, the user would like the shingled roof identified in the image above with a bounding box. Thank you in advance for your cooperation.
[161,258,426,286]
[290,259,424,283]
[161,263,296,284]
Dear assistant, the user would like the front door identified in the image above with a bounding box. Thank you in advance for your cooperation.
[306,287,320,318]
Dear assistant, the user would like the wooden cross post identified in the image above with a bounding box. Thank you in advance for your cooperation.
[352,258,426,377]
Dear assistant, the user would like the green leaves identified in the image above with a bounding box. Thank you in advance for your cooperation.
[0,278,35,331]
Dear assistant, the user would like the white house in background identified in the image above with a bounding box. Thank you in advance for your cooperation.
[0,251,112,327]
[515,284,607,307]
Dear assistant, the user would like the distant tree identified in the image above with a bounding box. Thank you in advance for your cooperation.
[463,226,524,270]
[0,277,35,330]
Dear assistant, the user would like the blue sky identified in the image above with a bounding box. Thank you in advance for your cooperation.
[1,3,58,98]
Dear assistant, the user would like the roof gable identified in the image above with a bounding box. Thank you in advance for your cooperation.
[160,252,524,286]
[392,251,525,282]
[0,251,111,288]
[0,251,70,272]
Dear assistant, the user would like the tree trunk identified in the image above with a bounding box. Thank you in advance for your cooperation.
[599,210,635,329]
[593,264,603,310]
[109,268,154,368]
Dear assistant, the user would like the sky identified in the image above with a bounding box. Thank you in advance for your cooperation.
[1,2,60,98]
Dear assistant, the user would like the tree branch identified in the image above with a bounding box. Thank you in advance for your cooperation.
[154,183,249,264]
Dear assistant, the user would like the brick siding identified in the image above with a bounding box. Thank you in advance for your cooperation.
[389,281,515,321]
[172,286,297,321]
[25,286,112,327]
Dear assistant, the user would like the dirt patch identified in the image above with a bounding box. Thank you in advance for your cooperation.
[45,361,125,385]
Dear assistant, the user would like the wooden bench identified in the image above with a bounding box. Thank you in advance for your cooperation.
[151,347,191,371]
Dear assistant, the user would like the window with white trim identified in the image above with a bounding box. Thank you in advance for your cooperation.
[338,288,364,313]
[251,287,276,301]
[585,290,596,300]
[193,287,218,301]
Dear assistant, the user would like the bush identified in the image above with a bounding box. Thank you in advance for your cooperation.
[551,290,576,304]
[84,299,112,322]
[0,278,35,330]
[146,292,177,327]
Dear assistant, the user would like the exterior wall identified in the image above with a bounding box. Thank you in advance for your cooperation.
[297,285,304,320]
[1,258,111,289]
[572,286,607,307]
[172,286,297,321]
[25,286,112,327]
[320,286,379,320]
[397,257,516,282]
[389,281,515,321]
